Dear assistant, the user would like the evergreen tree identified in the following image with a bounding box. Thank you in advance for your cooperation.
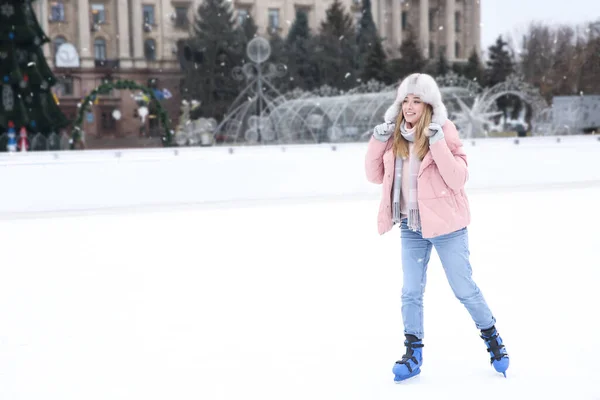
[463,47,485,84]
[356,0,388,83]
[284,9,319,91]
[182,0,245,121]
[241,13,258,42]
[435,47,450,76]
[485,36,514,86]
[268,32,286,66]
[314,0,358,90]
[485,36,518,122]
[388,26,425,82]
[0,0,69,151]
[267,31,287,92]
[451,61,466,76]
[238,14,258,67]
[363,39,389,83]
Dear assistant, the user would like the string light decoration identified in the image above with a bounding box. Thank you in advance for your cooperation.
[70,79,174,149]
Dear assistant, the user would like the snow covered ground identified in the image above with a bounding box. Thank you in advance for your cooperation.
[1,138,600,399]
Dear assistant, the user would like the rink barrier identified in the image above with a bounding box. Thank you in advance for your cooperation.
[0,135,599,215]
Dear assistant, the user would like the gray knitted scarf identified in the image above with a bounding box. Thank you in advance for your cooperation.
[392,122,422,231]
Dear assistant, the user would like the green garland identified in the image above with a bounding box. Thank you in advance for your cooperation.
[70,79,173,149]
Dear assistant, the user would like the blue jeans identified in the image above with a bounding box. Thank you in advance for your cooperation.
[400,219,496,339]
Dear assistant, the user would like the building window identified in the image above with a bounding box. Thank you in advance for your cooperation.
[94,38,106,59]
[429,10,435,32]
[237,8,249,26]
[174,5,189,28]
[268,8,280,31]
[429,41,434,59]
[91,4,106,24]
[53,36,66,60]
[55,76,74,96]
[455,41,461,58]
[455,11,461,33]
[101,109,117,130]
[401,11,408,31]
[50,1,65,22]
[143,4,155,25]
[144,39,156,60]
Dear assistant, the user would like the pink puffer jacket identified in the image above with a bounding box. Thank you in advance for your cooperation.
[365,120,471,239]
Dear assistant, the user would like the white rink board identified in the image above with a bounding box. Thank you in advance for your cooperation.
[1,135,599,215]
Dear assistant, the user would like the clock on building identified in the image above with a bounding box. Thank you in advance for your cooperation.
[55,43,81,68]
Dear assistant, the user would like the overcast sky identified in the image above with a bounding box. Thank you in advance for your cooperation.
[481,0,599,50]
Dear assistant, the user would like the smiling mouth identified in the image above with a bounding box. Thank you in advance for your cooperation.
[406,112,416,116]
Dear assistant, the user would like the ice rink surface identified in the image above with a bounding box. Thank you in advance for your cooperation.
[1,183,599,400]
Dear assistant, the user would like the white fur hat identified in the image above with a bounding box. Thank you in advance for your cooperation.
[383,73,448,126]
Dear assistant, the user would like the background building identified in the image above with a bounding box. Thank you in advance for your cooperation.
[35,0,189,147]
[34,0,480,148]
[233,0,481,60]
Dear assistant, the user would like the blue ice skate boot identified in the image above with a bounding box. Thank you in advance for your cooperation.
[481,326,509,377]
[392,334,423,383]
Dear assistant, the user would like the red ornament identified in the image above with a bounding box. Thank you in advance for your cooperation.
[17,127,29,152]
[23,74,29,82]
[8,121,14,128]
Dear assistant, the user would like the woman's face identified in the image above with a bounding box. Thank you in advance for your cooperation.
[402,94,425,126]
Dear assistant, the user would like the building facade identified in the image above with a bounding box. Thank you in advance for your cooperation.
[35,0,480,148]
[234,0,481,60]
[35,0,190,148]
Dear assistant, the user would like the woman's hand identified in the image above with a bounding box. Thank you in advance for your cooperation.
[427,123,445,144]
[373,122,396,142]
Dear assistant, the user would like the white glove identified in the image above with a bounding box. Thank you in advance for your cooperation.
[426,123,444,144]
[373,122,395,142]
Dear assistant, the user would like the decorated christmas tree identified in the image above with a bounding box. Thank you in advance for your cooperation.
[0,0,69,152]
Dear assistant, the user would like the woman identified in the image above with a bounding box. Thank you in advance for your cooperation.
[365,73,509,382]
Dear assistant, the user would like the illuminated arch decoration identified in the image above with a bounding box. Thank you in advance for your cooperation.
[70,79,173,148]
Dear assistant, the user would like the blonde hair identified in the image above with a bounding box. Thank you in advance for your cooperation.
[392,104,433,160]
